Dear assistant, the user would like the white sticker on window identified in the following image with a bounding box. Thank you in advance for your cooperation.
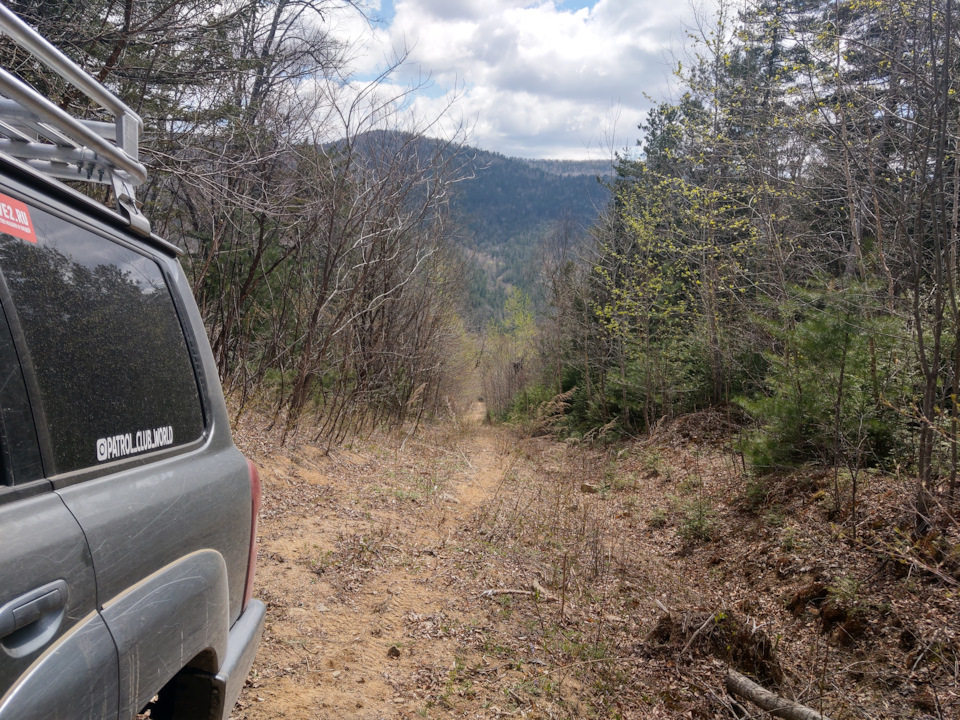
[96,426,174,462]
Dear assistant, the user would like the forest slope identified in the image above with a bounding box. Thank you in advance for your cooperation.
[450,147,610,319]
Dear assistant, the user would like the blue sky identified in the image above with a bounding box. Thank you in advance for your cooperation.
[338,0,709,160]
[557,0,596,10]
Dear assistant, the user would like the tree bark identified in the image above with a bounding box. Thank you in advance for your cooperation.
[725,670,833,720]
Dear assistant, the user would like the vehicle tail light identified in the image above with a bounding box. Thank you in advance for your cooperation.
[242,458,261,611]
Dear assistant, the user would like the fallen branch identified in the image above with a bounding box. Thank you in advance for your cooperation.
[479,589,535,598]
[530,580,558,602]
[480,581,560,603]
[725,670,832,720]
[856,536,959,587]
[681,612,718,656]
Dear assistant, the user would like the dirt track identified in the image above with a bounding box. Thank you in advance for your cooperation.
[234,403,529,719]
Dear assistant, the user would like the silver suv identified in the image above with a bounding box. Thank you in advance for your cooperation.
[0,5,264,719]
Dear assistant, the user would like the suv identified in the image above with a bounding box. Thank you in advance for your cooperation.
[0,5,264,719]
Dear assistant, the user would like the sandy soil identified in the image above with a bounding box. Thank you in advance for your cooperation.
[234,403,535,719]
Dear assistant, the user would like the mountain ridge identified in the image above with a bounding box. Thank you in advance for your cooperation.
[349,131,612,322]
[449,143,611,321]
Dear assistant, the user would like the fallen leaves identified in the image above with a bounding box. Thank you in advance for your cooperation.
[233,409,960,719]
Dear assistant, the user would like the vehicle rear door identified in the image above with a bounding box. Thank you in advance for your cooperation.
[0,212,119,719]
[0,187,250,719]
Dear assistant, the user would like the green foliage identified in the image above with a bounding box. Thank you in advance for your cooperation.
[485,0,959,542]
[677,496,715,543]
[646,507,668,529]
[500,288,537,340]
[737,281,909,473]
[481,289,544,420]
[556,367,608,432]
[501,382,557,424]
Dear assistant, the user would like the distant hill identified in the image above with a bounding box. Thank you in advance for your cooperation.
[451,147,612,322]
[348,132,612,324]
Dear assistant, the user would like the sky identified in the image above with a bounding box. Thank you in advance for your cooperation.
[332,0,711,160]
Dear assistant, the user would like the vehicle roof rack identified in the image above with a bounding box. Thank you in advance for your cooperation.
[0,3,149,235]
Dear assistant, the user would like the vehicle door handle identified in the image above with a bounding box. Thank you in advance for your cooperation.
[0,580,68,639]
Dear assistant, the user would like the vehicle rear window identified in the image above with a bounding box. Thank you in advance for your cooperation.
[0,200,204,475]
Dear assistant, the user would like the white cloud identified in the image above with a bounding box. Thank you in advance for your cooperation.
[335,0,707,158]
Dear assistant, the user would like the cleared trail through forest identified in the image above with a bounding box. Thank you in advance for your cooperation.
[235,402,525,719]
[232,404,960,719]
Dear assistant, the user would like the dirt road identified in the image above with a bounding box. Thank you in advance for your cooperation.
[235,403,536,719]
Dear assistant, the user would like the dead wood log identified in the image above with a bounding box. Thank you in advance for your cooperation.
[480,582,560,603]
[479,589,535,598]
[479,582,575,619]
[725,670,832,720]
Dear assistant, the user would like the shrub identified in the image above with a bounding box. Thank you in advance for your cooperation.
[737,281,911,474]
[678,496,715,542]
[647,507,668,528]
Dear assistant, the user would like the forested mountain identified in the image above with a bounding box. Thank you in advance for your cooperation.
[454,149,609,253]
[344,133,611,323]
[450,147,611,322]
[520,158,613,177]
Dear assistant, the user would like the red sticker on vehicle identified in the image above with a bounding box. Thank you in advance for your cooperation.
[0,193,35,243]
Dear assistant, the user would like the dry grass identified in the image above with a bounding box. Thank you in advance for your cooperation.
[233,405,960,719]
